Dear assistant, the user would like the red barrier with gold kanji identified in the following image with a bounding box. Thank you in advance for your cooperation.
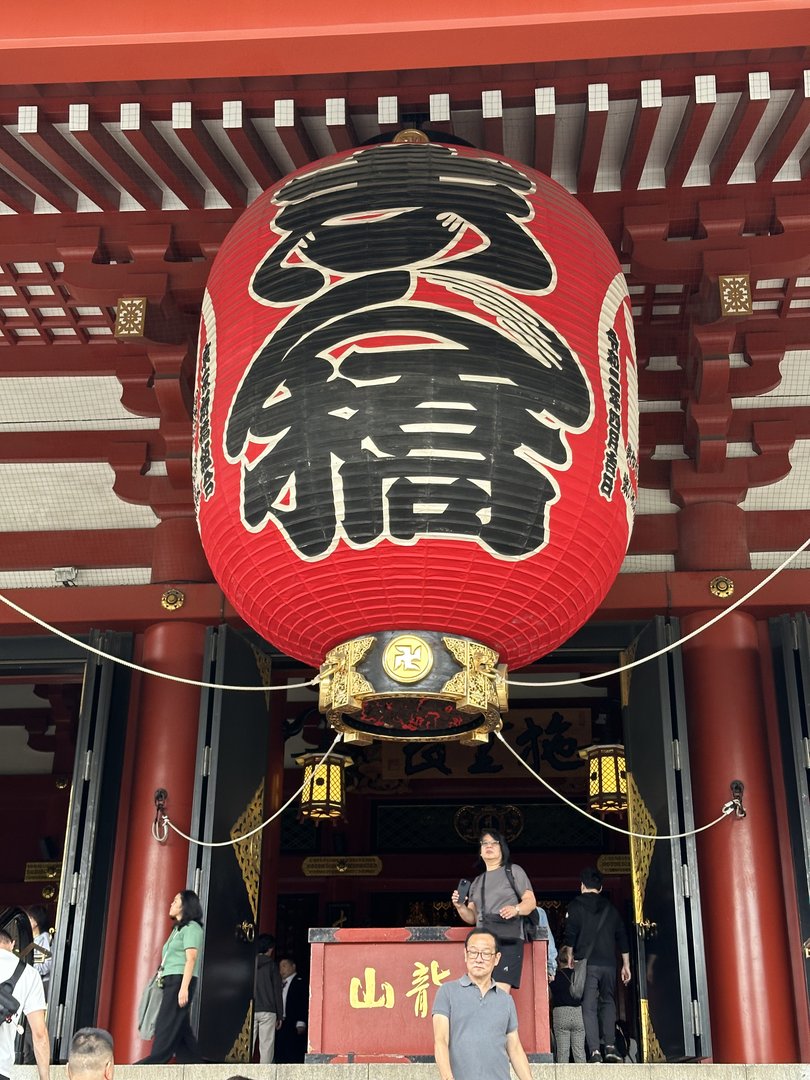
[307,926,551,1063]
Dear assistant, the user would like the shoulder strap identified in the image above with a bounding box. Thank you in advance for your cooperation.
[8,959,26,991]
[579,904,611,960]
[504,864,522,903]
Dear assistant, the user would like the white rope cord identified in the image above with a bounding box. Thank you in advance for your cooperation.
[0,590,320,693]
[1,535,807,694]
[151,732,344,847]
[494,730,738,841]
[506,537,810,688]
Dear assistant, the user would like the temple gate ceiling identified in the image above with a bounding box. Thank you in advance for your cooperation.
[0,47,808,594]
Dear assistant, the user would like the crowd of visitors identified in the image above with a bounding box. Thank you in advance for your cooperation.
[4,863,631,1073]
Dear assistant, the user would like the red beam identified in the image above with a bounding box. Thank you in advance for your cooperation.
[620,90,662,191]
[71,112,164,210]
[755,79,810,183]
[2,571,810,640]
[481,116,504,156]
[221,109,281,190]
[0,529,154,570]
[0,583,229,635]
[0,430,165,463]
[578,88,609,193]
[0,166,37,214]
[627,509,810,556]
[533,112,555,176]
[274,103,317,169]
[323,97,360,154]
[0,3,807,85]
[709,84,770,186]
[170,110,248,207]
[18,122,121,212]
[0,343,151,376]
[0,127,77,213]
[665,93,716,189]
[119,121,206,210]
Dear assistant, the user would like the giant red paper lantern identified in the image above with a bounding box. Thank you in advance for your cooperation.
[194,141,637,694]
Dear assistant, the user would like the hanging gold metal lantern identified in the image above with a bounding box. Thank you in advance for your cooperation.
[296,752,353,822]
[579,744,627,813]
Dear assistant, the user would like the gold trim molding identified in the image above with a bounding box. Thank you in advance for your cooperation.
[302,856,383,877]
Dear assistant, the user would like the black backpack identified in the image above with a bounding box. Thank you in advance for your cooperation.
[0,960,26,1025]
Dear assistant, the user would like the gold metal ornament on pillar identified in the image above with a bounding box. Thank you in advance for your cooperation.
[296,752,353,822]
[578,743,627,813]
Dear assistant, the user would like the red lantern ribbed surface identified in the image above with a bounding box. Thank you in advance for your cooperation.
[193,143,637,669]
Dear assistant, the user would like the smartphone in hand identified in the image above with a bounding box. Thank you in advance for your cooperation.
[457,878,471,904]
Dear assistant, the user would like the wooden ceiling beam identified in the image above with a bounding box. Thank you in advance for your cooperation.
[532,86,556,176]
[0,530,153,572]
[481,90,504,155]
[627,508,810,557]
[0,127,77,213]
[1,2,807,85]
[0,429,165,462]
[170,103,248,207]
[0,166,38,214]
[69,108,164,210]
[755,74,810,182]
[220,103,281,191]
[326,98,360,153]
[578,83,609,193]
[665,76,717,188]
[118,109,206,209]
[17,109,121,212]
[620,81,662,191]
[709,73,771,186]
[274,99,317,169]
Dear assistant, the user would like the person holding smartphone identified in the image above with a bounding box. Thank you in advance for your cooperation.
[450,829,536,992]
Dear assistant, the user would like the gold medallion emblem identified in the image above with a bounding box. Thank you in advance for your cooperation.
[382,634,433,683]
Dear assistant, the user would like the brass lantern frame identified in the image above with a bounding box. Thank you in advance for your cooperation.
[578,743,627,814]
[295,751,353,822]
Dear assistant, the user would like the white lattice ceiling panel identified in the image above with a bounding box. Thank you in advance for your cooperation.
[0,462,159,531]
[0,376,158,430]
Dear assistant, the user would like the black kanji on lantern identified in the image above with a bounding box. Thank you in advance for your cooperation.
[251,144,553,303]
[225,144,594,561]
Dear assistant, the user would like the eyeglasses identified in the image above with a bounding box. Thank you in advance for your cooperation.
[480,841,499,848]
[466,949,496,960]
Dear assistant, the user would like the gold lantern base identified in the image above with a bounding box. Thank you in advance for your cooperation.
[318,630,508,744]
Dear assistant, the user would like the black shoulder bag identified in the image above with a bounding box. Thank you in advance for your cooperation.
[570,905,610,1002]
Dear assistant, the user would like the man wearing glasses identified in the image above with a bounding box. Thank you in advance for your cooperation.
[432,929,533,1080]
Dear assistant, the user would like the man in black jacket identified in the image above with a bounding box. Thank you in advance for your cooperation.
[253,934,283,1063]
[563,867,631,1063]
[275,957,308,1064]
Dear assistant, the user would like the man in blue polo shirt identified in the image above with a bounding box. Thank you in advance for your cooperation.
[432,929,533,1080]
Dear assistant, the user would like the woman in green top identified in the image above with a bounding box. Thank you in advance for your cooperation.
[136,890,204,1064]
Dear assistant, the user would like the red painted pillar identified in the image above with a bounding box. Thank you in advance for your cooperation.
[107,620,207,1063]
[681,610,800,1063]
